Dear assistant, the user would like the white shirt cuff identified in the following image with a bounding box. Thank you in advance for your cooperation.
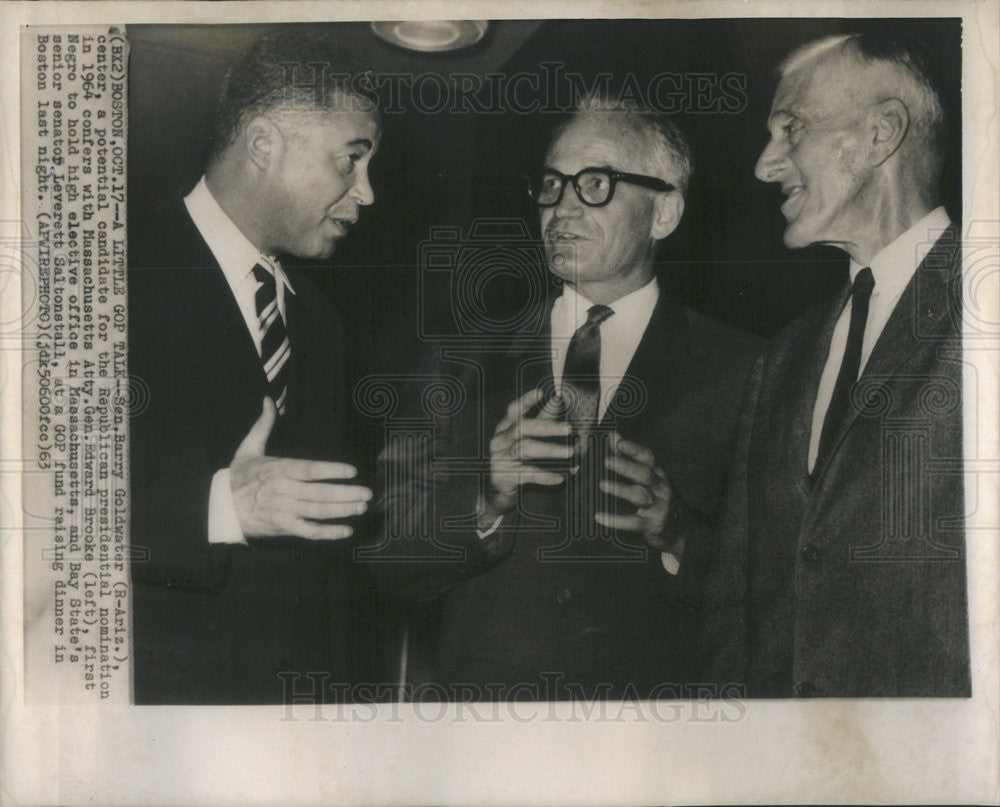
[476,515,503,541]
[660,551,680,575]
[209,468,248,545]
[476,513,504,541]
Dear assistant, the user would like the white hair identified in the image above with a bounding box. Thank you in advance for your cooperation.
[553,94,694,193]
[780,32,946,181]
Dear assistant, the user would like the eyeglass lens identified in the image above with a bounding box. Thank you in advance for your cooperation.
[535,169,613,206]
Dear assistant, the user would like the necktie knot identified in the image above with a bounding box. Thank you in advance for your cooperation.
[252,262,276,289]
[585,304,614,328]
[852,266,875,300]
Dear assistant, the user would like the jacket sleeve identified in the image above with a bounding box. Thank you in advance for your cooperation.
[127,267,234,593]
[128,329,233,593]
[697,352,764,688]
[362,347,514,601]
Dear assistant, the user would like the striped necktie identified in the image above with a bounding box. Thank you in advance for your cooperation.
[252,262,290,415]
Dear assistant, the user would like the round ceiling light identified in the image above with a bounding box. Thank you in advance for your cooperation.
[371,20,489,53]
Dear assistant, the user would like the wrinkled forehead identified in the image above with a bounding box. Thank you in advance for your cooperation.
[546,114,653,172]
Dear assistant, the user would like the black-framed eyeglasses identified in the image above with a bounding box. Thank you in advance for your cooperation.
[527,166,676,208]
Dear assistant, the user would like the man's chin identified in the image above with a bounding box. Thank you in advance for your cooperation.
[307,239,339,261]
[546,249,581,279]
[782,223,811,250]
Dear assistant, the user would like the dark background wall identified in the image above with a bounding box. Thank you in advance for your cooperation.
[128,17,961,451]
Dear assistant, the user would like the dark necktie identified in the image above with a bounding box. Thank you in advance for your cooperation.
[560,304,614,435]
[814,266,875,475]
[252,262,291,415]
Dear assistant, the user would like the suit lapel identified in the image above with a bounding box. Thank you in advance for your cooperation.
[817,227,961,474]
[178,198,268,390]
[503,295,558,403]
[217,280,265,387]
[603,291,686,435]
[857,225,961,382]
[781,284,851,490]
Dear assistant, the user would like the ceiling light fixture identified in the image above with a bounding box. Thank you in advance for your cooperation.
[371,20,489,53]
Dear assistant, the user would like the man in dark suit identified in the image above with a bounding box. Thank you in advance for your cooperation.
[371,97,761,700]
[129,31,380,703]
[702,32,969,697]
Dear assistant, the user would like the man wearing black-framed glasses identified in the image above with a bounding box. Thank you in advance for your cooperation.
[529,166,675,208]
[376,95,761,700]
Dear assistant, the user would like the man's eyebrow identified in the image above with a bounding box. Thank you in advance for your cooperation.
[766,108,798,128]
[346,138,374,150]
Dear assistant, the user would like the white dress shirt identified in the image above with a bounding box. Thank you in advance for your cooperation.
[184,177,296,544]
[808,206,952,473]
[550,277,659,419]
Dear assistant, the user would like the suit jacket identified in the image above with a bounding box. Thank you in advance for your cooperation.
[703,227,970,698]
[128,198,371,704]
[370,290,762,699]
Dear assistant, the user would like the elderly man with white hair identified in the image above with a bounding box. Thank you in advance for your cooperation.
[702,32,968,698]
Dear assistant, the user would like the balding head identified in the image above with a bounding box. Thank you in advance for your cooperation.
[780,32,946,190]
[755,32,947,262]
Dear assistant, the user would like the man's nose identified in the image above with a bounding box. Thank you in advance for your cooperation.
[754,137,785,183]
[552,180,583,218]
[350,167,375,207]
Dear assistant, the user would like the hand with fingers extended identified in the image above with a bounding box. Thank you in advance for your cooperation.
[596,432,679,554]
[230,398,372,541]
[479,387,573,528]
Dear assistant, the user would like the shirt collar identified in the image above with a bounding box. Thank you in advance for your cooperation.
[557,276,660,331]
[849,206,951,299]
[184,176,295,294]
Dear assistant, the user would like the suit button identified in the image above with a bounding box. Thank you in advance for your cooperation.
[796,681,817,697]
[556,588,572,604]
[801,544,821,563]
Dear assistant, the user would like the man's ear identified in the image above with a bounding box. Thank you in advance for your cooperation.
[868,98,909,167]
[650,192,684,241]
[244,116,280,172]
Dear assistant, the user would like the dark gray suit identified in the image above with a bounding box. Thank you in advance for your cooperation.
[369,290,762,699]
[703,227,970,697]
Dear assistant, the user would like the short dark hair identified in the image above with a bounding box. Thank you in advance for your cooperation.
[208,28,378,163]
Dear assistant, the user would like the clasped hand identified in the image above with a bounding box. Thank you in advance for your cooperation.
[482,388,675,551]
[229,398,372,540]
[481,388,571,524]
[597,433,675,552]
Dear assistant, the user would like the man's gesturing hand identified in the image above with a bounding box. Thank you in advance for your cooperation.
[596,433,677,553]
[230,398,372,540]
[481,388,572,522]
